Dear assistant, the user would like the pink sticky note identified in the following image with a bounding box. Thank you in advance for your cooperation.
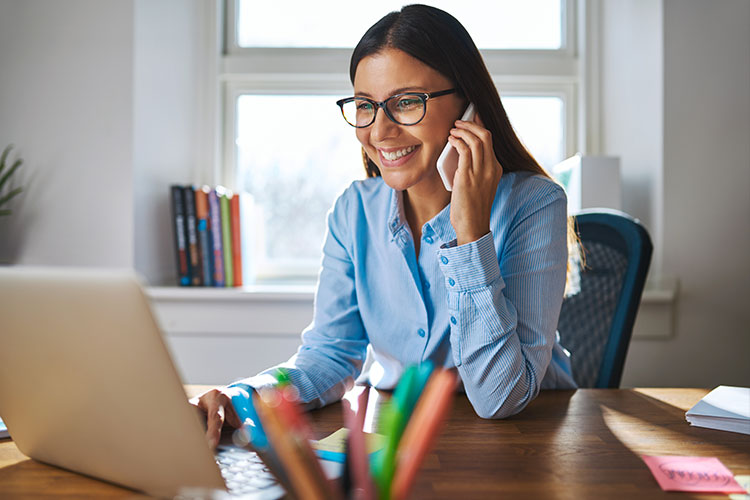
[642,456,748,493]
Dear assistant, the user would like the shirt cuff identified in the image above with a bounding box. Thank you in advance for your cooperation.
[229,373,279,394]
[437,232,501,291]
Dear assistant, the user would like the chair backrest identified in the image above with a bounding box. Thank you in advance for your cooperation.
[557,209,653,388]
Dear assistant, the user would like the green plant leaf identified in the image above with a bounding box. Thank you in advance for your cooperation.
[0,144,12,176]
[0,158,22,191]
[0,186,22,208]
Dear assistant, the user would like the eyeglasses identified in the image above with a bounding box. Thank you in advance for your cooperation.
[336,89,457,128]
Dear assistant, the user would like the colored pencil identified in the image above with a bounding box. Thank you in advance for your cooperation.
[253,389,334,500]
[343,388,375,500]
[390,369,458,500]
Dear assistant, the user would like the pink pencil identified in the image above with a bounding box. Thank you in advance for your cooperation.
[343,388,375,500]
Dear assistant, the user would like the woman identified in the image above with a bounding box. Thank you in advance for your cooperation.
[193,4,576,448]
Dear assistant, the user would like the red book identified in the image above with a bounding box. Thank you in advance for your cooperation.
[230,194,243,287]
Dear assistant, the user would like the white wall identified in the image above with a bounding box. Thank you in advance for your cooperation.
[598,0,664,274]
[133,0,215,286]
[0,0,210,279]
[602,0,750,387]
[0,0,135,267]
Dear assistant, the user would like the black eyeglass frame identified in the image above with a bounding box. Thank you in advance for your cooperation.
[336,88,458,128]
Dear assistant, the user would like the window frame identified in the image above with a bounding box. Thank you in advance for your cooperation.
[218,0,580,281]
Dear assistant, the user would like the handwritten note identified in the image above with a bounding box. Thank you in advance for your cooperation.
[642,456,747,493]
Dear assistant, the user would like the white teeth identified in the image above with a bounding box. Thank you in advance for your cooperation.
[381,145,416,161]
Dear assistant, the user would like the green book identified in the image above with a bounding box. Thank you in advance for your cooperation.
[219,189,234,287]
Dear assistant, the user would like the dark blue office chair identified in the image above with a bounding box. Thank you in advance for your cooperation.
[557,209,653,388]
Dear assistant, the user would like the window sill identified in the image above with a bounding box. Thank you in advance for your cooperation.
[145,284,315,337]
[146,284,315,302]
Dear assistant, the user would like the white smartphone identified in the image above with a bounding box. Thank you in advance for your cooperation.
[436,103,476,191]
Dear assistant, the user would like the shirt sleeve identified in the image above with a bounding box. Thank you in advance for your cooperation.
[437,184,568,419]
[233,188,369,410]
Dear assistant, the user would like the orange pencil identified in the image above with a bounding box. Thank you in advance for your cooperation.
[274,387,341,499]
[390,369,457,500]
[253,390,330,500]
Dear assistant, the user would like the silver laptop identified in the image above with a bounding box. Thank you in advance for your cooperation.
[0,266,283,499]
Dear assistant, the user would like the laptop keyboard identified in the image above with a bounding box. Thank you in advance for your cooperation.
[215,446,285,499]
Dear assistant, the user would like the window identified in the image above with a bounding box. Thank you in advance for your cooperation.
[221,0,578,282]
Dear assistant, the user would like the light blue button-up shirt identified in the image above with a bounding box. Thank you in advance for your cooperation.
[240,171,576,419]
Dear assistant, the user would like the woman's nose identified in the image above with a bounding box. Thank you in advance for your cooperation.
[369,107,400,143]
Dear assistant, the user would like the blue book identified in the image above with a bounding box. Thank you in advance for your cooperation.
[195,186,213,287]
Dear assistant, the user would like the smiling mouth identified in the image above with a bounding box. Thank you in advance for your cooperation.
[378,146,417,162]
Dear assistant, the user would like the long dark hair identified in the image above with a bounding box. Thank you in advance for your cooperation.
[350,4,582,294]
[350,4,547,179]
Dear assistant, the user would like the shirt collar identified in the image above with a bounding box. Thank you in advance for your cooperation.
[427,202,456,244]
[387,189,406,236]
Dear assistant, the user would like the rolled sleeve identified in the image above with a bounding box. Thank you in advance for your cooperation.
[437,232,502,291]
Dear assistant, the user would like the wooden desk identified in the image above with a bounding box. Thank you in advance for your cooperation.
[1,388,748,499]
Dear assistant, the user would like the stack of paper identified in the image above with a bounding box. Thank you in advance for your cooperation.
[686,386,750,435]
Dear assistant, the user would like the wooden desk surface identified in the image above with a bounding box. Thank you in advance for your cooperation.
[1,388,748,499]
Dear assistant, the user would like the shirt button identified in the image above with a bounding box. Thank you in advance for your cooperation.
[417,328,426,337]
[448,278,455,286]
[440,256,449,264]
[423,235,433,244]
[424,281,431,289]
[450,316,457,325]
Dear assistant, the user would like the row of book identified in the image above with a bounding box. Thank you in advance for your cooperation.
[170,185,245,287]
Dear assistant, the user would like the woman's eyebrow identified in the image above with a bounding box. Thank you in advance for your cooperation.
[354,86,427,98]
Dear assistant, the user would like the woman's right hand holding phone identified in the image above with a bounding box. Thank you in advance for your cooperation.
[447,111,504,246]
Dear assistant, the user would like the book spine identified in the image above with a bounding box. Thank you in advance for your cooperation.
[230,193,243,287]
[220,190,234,287]
[183,186,202,286]
[195,186,213,287]
[208,189,225,287]
[170,185,191,286]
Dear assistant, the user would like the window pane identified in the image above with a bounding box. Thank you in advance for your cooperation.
[502,96,565,170]
[236,95,365,276]
[238,0,562,49]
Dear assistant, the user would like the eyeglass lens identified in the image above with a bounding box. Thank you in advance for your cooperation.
[341,94,426,127]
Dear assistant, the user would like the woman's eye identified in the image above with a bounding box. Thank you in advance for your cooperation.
[357,101,374,111]
[396,98,421,110]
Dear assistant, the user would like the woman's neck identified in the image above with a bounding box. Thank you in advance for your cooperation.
[403,183,450,250]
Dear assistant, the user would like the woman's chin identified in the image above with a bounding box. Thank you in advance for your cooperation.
[380,166,446,194]
[380,170,417,191]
